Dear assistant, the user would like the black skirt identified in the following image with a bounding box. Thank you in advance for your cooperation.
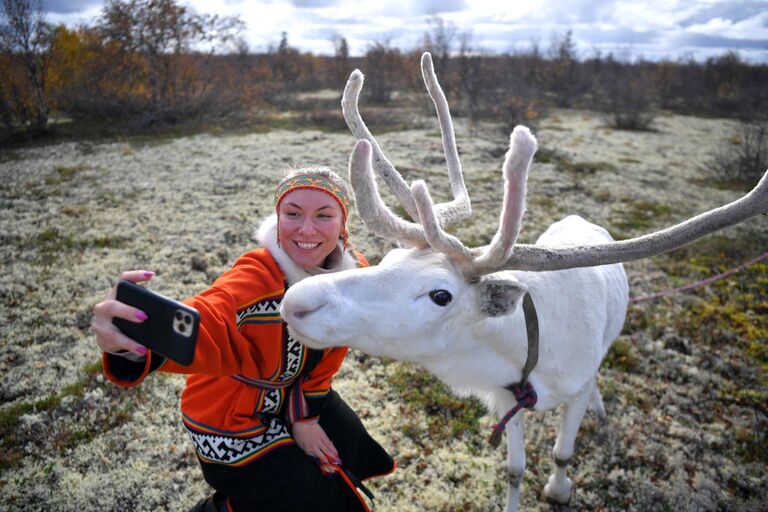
[198,390,394,512]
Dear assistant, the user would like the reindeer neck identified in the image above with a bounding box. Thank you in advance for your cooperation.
[418,308,531,393]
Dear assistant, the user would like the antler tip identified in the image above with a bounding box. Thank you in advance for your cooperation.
[348,69,364,82]
[410,179,428,195]
[353,138,372,155]
[510,125,537,153]
[421,52,434,71]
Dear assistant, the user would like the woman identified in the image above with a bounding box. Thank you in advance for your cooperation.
[91,168,395,512]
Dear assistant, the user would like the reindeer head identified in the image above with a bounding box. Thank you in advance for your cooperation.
[282,52,768,361]
[282,54,544,360]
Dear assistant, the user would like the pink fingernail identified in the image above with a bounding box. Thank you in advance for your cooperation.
[136,311,148,321]
[144,271,155,278]
[135,346,147,356]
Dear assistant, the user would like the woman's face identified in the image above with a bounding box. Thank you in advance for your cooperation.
[278,188,344,269]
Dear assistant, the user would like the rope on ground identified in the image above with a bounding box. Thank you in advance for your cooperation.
[628,250,768,304]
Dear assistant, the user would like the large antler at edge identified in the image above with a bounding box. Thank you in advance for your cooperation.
[500,171,768,271]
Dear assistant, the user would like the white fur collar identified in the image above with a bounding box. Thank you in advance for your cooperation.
[254,214,360,286]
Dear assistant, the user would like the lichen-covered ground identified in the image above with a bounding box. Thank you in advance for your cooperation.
[1,106,766,511]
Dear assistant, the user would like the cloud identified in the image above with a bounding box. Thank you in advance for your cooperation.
[415,0,467,14]
[34,0,768,62]
[290,0,338,7]
[675,32,768,50]
[41,0,101,14]
[585,27,657,45]
[681,0,768,26]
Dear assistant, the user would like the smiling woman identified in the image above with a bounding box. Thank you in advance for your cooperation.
[275,169,351,269]
[90,166,394,511]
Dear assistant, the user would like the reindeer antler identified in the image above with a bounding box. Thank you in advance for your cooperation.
[500,171,768,271]
[348,51,768,274]
[419,53,472,225]
[349,140,430,248]
[342,52,471,244]
[347,52,537,262]
[342,69,420,223]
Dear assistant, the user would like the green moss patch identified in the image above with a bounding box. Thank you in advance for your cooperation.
[0,361,137,472]
[613,199,680,234]
[22,227,129,265]
[603,338,640,373]
[388,363,487,448]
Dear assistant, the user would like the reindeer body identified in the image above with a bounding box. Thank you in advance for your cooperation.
[281,53,767,511]
[287,214,626,408]
[283,215,629,510]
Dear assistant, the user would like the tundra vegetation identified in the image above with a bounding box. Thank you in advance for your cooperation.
[0,0,766,510]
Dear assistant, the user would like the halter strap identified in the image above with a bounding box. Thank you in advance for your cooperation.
[517,292,539,386]
[488,291,540,448]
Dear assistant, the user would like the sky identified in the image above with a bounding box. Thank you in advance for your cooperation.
[40,0,768,63]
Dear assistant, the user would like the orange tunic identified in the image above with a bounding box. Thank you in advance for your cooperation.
[103,247,367,467]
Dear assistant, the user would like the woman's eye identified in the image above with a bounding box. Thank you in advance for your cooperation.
[429,289,452,306]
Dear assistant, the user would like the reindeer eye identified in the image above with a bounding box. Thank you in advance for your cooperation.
[429,290,453,306]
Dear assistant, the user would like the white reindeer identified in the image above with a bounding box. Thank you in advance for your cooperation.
[281,53,768,511]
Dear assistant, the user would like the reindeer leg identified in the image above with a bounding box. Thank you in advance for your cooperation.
[588,379,607,422]
[504,414,526,512]
[543,388,590,504]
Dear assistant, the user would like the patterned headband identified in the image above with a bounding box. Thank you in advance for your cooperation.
[274,174,352,222]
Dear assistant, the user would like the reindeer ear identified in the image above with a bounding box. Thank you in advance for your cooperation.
[475,276,528,317]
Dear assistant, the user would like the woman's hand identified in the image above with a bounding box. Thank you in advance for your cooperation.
[91,270,154,357]
[292,421,341,465]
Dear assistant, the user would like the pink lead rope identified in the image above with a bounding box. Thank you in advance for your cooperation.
[628,251,768,304]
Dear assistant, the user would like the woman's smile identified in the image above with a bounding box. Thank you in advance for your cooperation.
[294,241,322,250]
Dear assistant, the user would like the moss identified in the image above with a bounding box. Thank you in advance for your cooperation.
[55,428,97,454]
[530,195,555,210]
[655,241,768,379]
[731,423,768,464]
[565,161,616,174]
[0,149,22,162]
[612,199,679,233]
[0,395,63,471]
[622,388,653,412]
[603,338,640,373]
[388,363,487,446]
[592,189,612,202]
[637,238,768,463]
[92,235,128,249]
[692,176,759,193]
[534,147,564,165]
[60,204,89,217]
[23,227,129,265]
[44,164,86,186]
[599,378,620,403]
[0,359,130,471]
[535,146,616,178]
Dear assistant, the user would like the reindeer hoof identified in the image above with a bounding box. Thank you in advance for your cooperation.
[544,475,572,504]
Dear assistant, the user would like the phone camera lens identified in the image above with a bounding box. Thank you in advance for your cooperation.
[178,323,186,333]
[184,315,192,325]
[175,311,183,320]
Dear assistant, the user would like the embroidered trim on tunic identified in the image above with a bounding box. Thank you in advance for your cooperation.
[236,293,284,328]
[183,415,293,466]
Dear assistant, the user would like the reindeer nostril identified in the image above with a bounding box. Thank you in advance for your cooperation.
[291,301,328,320]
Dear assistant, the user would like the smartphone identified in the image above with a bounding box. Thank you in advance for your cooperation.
[112,280,200,366]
